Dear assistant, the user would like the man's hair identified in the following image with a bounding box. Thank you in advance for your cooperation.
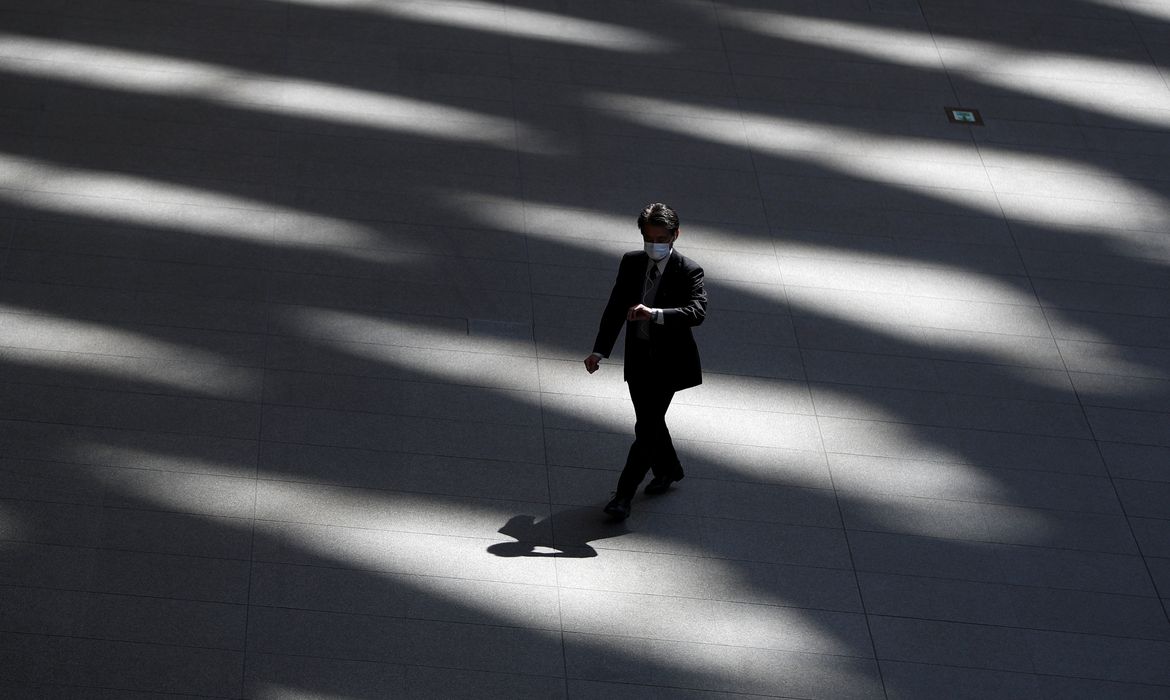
[637,202,679,234]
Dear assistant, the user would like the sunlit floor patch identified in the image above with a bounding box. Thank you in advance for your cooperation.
[0,33,554,152]
[283,0,674,53]
[584,92,1170,247]
[717,6,1170,128]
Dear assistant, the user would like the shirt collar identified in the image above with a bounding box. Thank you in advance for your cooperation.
[647,249,671,273]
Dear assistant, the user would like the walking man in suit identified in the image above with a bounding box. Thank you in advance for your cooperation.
[584,202,707,521]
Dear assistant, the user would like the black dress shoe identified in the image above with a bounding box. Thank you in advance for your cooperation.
[644,475,681,495]
[603,497,631,520]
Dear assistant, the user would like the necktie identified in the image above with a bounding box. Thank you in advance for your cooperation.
[637,264,660,340]
[643,264,659,302]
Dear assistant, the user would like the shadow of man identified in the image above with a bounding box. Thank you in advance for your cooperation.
[488,508,630,558]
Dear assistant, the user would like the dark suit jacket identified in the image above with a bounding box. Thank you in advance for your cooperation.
[592,249,707,391]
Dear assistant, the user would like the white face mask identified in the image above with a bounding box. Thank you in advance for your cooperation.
[644,241,672,261]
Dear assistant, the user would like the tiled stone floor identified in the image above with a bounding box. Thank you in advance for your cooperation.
[1,0,1169,697]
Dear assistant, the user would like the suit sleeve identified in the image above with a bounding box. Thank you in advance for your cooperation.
[660,262,706,327]
[592,256,632,357]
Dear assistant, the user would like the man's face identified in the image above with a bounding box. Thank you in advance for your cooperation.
[642,225,677,244]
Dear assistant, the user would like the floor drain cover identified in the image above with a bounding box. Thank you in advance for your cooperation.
[945,107,984,125]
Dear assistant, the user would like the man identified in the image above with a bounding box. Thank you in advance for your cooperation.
[584,202,707,521]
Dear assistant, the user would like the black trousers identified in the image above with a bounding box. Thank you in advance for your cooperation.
[614,379,684,499]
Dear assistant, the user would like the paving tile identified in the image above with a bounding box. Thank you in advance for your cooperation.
[0,382,259,438]
[0,586,246,649]
[268,214,526,261]
[0,500,253,560]
[0,458,255,518]
[1016,583,1170,638]
[1100,442,1170,482]
[869,616,1032,672]
[542,428,630,472]
[1037,676,1170,700]
[0,419,258,476]
[243,652,407,699]
[0,632,243,697]
[564,632,884,699]
[829,453,1121,513]
[554,547,862,613]
[252,519,558,587]
[1130,517,1170,558]
[1009,221,1170,263]
[880,660,1043,700]
[918,327,1068,370]
[1026,629,1170,686]
[699,518,853,570]
[861,570,1168,638]
[247,606,564,676]
[267,244,531,292]
[263,369,543,426]
[1114,479,1170,520]
[773,203,1013,248]
[567,679,769,700]
[254,478,549,540]
[265,269,533,324]
[813,382,950,425]
[1149,550,1170,588]
[260,404,546,463]
[943,392,1092,438]
[692,308,799,348]
[1020,247,1170,288]
[264,334,540,392]
[403,664,567,699]
[559,587,872,655]
[692,479,842,528]
[779,255,1031,305]
[701,278,790,316]
[817,416,1105,474]
[0,541,249,603]
[0,280,269,334]
[1085,406,1170,447]
[272,303,534,358]
[859,571,1024,627]
[0,681,226,700]
[761,174,1003,221]
[0,309,269,367]
[849,530,1155,596]
[1069,372,1170,412]
[793,315,933,358]
[0,346,263,401]
[1034,277,1170,317]
[259,441,549,502]
[1056,339,1170,380]
[802,349,940,392]
[734,70,954,113]
[249,560,561,630]
[843,492,1138,552]
[2,248,266,300]
[248,649,568,698]
[560,507,711,559]
[700,341,808,380]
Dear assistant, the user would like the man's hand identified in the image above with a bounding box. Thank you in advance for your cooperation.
[584,354,601,374]
[627,304,654,321]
